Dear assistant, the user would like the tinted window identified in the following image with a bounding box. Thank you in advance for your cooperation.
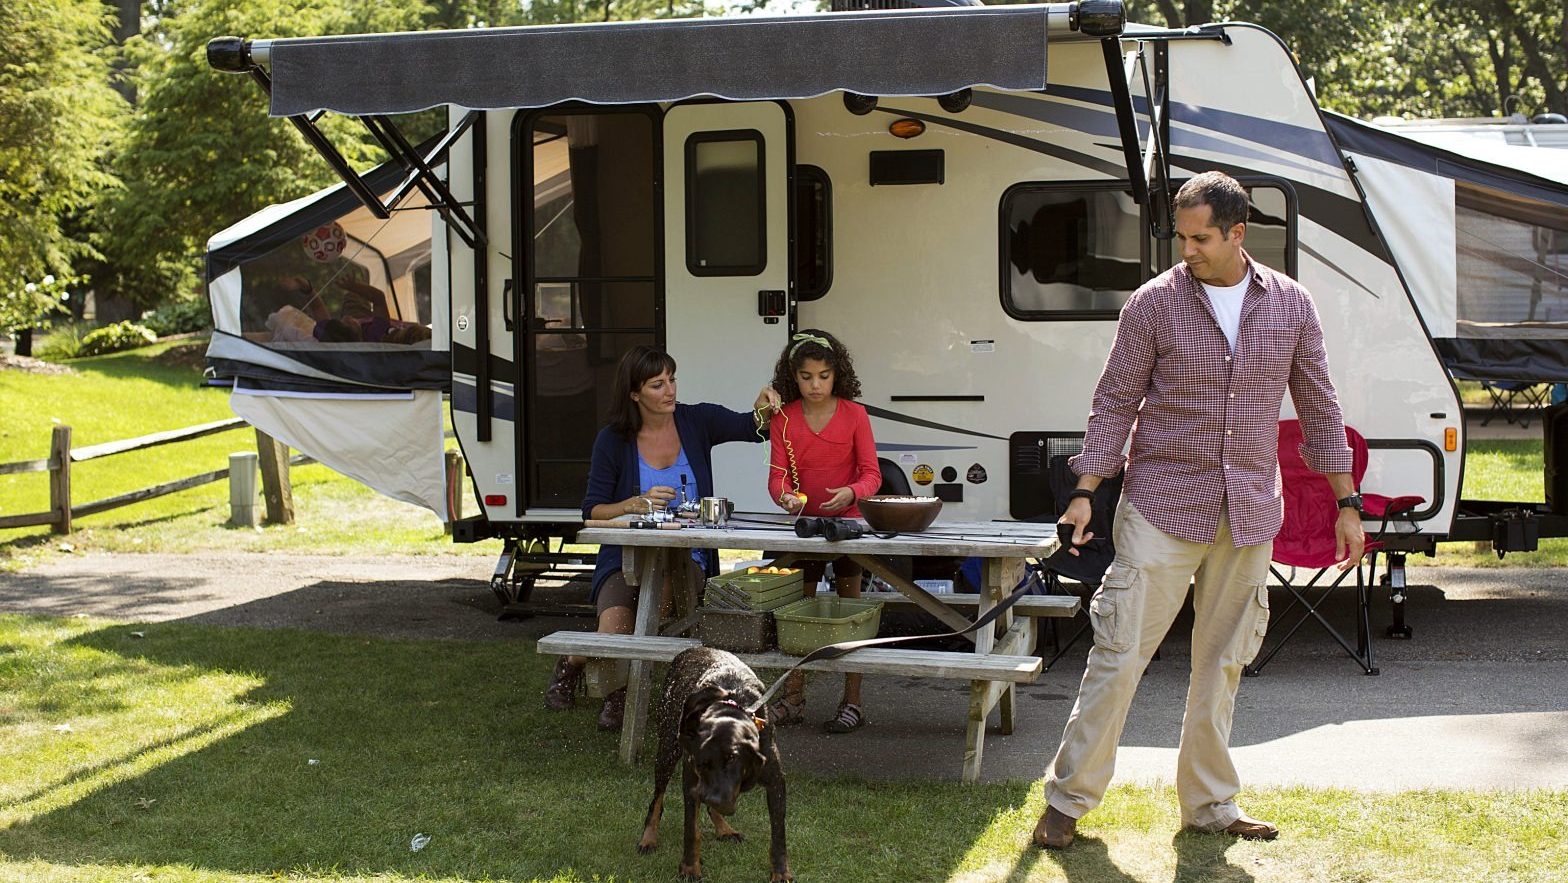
[687,132,764,275]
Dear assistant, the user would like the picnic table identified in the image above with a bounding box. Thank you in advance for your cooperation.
[536,514,1075,782]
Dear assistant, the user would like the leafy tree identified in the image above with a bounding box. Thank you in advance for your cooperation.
[0,1,123,305]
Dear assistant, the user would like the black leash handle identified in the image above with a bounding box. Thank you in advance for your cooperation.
[748,569,1043,714]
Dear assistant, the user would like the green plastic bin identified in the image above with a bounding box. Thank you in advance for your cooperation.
[772,596,883,656]
[705,570,805,611]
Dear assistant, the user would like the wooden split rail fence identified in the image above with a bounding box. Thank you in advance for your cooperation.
[0,419,317,534]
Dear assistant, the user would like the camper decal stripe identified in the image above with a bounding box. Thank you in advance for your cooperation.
[1167,155,1388,261]
[451,343,516,382]
[452,381,517,422]
[1300,241,1382,300]
[876,106,1126,179]
[878,443,978,452]
[863,404,1007,441]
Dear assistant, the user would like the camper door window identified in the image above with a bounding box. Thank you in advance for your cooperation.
[686,131,765,276]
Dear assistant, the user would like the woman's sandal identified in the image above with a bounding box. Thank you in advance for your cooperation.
[769,695,807,726]
[823,702,865,734]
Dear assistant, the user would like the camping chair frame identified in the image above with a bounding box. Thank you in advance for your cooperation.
[1480,381,1550,429]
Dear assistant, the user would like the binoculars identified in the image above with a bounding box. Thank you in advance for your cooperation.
[794,517,867,542]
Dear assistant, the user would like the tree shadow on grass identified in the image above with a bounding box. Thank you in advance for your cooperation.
[1172,829,1258,883]
[0,620,1019,882]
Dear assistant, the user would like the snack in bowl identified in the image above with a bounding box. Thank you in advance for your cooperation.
[856,495,943,533]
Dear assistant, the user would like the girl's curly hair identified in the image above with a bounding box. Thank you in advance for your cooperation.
[770,328,862,404]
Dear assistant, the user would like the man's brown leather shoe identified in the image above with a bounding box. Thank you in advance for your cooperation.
[1222,813,1279,841]
[543,657,584,711]
[1032,806,1077,850]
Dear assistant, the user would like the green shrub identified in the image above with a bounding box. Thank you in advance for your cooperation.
[141,296,211,336]
[79,321,158,357]
[33,321,89,361]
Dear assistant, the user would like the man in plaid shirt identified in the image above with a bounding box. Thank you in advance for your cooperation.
[1034,172,1365,849]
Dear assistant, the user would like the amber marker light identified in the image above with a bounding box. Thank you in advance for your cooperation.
[889,118,925,139]
[1445,427,1458,451]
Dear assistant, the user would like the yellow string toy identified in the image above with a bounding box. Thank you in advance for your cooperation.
[757,402,806,510]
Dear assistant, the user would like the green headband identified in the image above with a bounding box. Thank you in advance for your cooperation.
[789,332,833,359]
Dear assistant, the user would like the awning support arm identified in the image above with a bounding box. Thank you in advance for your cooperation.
[1139,42,1173,240]
[213,40,486,249]
[1101,37,1148,205]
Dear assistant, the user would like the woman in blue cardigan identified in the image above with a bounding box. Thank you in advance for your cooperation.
[545,345,779,729]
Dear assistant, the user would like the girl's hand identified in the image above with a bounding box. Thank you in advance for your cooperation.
[754,386,782,413]
[777,491,806,514]
[820,487,855,512]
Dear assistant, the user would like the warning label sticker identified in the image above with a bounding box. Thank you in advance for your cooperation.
[912,465,934,486]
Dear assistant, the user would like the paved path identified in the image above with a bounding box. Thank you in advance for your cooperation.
[3,553,1565,790]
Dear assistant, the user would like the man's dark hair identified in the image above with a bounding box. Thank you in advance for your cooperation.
[607,345,679,440]
[1173,171,1249,234]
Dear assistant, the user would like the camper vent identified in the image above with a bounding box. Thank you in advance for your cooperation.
[831,0,984,9]
[1008,432,1085,520]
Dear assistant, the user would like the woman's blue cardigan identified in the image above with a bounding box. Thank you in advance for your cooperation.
[581,403,764,600]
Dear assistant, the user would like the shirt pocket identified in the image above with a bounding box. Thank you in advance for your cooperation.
[1089,565,1140,654]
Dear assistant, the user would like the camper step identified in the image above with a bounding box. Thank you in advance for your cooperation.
[536,631,1042,682]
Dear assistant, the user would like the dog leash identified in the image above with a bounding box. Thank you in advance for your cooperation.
[747,567,1049,714]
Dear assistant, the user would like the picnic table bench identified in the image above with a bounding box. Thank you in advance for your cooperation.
[537,514,1073,782]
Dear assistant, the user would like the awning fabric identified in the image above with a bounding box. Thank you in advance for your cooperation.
[267,6,1052,117]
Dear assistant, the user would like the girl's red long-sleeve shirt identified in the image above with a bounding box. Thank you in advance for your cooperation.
[767,398,881,518]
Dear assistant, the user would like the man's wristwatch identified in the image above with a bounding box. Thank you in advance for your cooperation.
[1336,493,1364,513]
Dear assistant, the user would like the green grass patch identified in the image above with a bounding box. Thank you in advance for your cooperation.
[0,341,492,570]
[0,614,1564,882]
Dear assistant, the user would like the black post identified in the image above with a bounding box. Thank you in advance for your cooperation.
[15,329,33,358]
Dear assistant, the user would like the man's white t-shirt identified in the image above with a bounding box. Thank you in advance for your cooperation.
[1201,270,1252,352]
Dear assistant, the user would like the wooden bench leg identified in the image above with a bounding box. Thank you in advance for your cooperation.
[620,548,671,765]
[964,680,987,783]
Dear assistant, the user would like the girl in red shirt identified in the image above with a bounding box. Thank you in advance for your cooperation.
[766,329,882,733]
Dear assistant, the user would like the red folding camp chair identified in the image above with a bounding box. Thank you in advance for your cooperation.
[1244,420,1424,677]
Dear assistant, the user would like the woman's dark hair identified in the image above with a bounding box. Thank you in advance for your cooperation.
[770,328,861,404]
[607,345,679,440]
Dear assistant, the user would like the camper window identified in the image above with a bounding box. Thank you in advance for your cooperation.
[686,130,766,276]
[1001,184,1143,319]
[795,165,833,301]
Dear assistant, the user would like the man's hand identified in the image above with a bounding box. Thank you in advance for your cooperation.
[1059,497,1095,556]
[1333,508,1365,570]
[819,487,855,513]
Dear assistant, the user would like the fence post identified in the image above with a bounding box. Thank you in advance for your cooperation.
[255,430,294,525]
[444,450,463,535]
[48,425,72,535]
[229,452,260,527]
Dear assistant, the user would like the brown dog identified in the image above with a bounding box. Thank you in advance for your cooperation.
[637,646,791,881]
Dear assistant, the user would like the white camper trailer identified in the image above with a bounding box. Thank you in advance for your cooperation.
[208,0,1567,621]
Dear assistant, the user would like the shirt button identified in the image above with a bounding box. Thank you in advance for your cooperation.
[1229,392,1235,398]
[1226,430,1233,436]
[1224,464,1230,470]
[1225,355,1232,362]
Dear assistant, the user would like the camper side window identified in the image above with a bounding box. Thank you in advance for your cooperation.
[686,131,765,276]
[795,165,832,301]
[1001,185,1143,320]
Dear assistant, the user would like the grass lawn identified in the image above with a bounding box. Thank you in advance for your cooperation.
[0,341,494,571]
[1,614,1564,883]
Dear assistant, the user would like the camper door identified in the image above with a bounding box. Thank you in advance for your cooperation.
[663,103,790,511]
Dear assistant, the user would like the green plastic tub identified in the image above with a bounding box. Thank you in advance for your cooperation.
[772,596,884,656]
[698,607,776,653]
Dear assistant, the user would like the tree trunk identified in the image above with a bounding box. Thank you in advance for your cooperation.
[111,0,141,104]
[1183,0,1212,26]
[15,329,33,358]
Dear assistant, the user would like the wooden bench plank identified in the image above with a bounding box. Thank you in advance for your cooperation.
[536,631,1042,682]
[858,591,1078,617]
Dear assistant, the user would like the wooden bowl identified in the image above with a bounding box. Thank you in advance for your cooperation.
[857,495,943,533]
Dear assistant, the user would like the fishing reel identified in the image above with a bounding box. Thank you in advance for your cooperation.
[794,517,867,542]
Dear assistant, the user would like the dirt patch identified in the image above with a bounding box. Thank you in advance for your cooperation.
[1,354,76,376]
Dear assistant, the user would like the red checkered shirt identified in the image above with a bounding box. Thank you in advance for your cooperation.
[1070,254,1353,547]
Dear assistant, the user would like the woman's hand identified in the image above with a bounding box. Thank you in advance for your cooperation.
[777,491,806,514]
[625,486,678,514]
[820,487,855,513]
[754,386,782,414]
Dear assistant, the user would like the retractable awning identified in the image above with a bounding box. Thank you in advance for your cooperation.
[248,4,1104,117]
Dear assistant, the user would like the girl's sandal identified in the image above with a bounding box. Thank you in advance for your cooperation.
[823,702,865,734]
[769,695,807,726]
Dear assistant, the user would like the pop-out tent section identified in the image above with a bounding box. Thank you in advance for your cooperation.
[1326,112,1568,383]
[205,146,452,518]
